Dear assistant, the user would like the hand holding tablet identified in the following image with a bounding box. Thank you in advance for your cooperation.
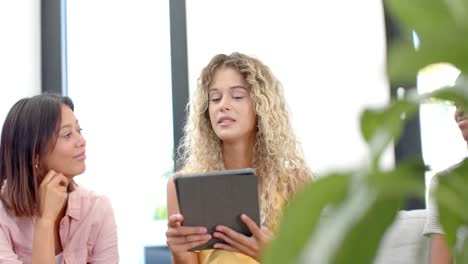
[174,168,261,251]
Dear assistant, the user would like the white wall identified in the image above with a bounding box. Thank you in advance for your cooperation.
[0,1,41,124]
[186,0,392,175]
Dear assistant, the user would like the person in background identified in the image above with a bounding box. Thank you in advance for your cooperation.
[424,74,468,264]
[0,94,119,263]
[166,52,313,263]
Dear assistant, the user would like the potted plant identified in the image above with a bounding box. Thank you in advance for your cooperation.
[263,0,468,263]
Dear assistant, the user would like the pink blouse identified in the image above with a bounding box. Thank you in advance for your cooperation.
[0,186,119,263]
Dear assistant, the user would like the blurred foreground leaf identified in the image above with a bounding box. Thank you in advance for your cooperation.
[263,174,350,264]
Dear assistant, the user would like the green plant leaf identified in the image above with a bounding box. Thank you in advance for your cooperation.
[369,158,426,198]
[388,34,468,83]
[331,159,426,264]
[360,99,419,166]
[263,173,350,264]
[263,1,468,262]
[458,241,468,264]
[264,159,426,264]
[386,0,468,82]
[331,198,400,264]
[429,84,468,110]
[385,0,467,35]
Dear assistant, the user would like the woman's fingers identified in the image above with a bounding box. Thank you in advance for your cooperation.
[240,214,272,244]
[211,215,272,261]
[166,226,208,237]
[48,173,69,189]
[40,170,58,186]
[167,214,183,227]
[214,225,258,251]
[261,226,272,234]
[240,214,263,238]
[167,233,211,245]
[38,170,70,222]
[49,173,69,201]
[166,213,211,253]
[213,229,256,256]
[213,242,241,253]
[40,171,69,193]
[166,229,211,253]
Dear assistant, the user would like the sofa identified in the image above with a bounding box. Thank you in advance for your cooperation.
[374,209,429,264]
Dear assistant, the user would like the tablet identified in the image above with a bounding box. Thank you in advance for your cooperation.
[174,168,261,251]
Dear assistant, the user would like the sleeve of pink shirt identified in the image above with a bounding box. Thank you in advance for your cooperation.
[88,196,119,264]
[0,223,22,263]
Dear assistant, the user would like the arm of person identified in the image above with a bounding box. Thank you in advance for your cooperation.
[425,174,452,264]
[430,234,451,264]
[88,196,119,264]
[32,170,68,264]
[32,218,55,264]
[166,175,210,264]
[212,214,271,261]
[0,224,22,263]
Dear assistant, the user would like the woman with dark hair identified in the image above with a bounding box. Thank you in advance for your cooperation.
[0,94,118,263]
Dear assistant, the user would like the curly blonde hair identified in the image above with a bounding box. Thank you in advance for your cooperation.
[178,52,313,230]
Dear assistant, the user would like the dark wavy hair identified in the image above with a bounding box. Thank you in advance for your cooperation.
[0,93,74,217]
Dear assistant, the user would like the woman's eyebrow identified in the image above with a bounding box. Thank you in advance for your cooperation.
[60,120,79,130]
[230,86,248,90]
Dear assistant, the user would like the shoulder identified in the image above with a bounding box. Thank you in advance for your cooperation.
[0,199,13,224]
[0,199,19,226]
[436,159,465,177]
[167,170,188,190]
[0,199,33,243]
[0,199,9,219]
[429,160,465,190]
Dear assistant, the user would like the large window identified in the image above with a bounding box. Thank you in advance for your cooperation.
[418,64,466,187]
[66,1,173,262]
[63,1,390,262]
[0,1,40,125]
[186,0,391,174]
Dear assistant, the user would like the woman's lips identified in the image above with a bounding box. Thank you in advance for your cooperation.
[218,116,235,126]
[74,151,86,160]
[457,115,468,123]
[218,118,235,128]
[218,116,235,123]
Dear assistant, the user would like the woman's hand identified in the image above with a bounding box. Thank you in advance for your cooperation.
[166,214,211,260]
[212,214,272,261]
[38,170,69,222]
[32,170,69,263]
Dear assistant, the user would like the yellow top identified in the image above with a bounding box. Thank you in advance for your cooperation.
[198,249,259,264]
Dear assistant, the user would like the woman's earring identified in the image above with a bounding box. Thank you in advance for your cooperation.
[35,163,38,170]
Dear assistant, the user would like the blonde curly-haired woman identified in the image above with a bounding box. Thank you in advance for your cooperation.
[166,52,313,264]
